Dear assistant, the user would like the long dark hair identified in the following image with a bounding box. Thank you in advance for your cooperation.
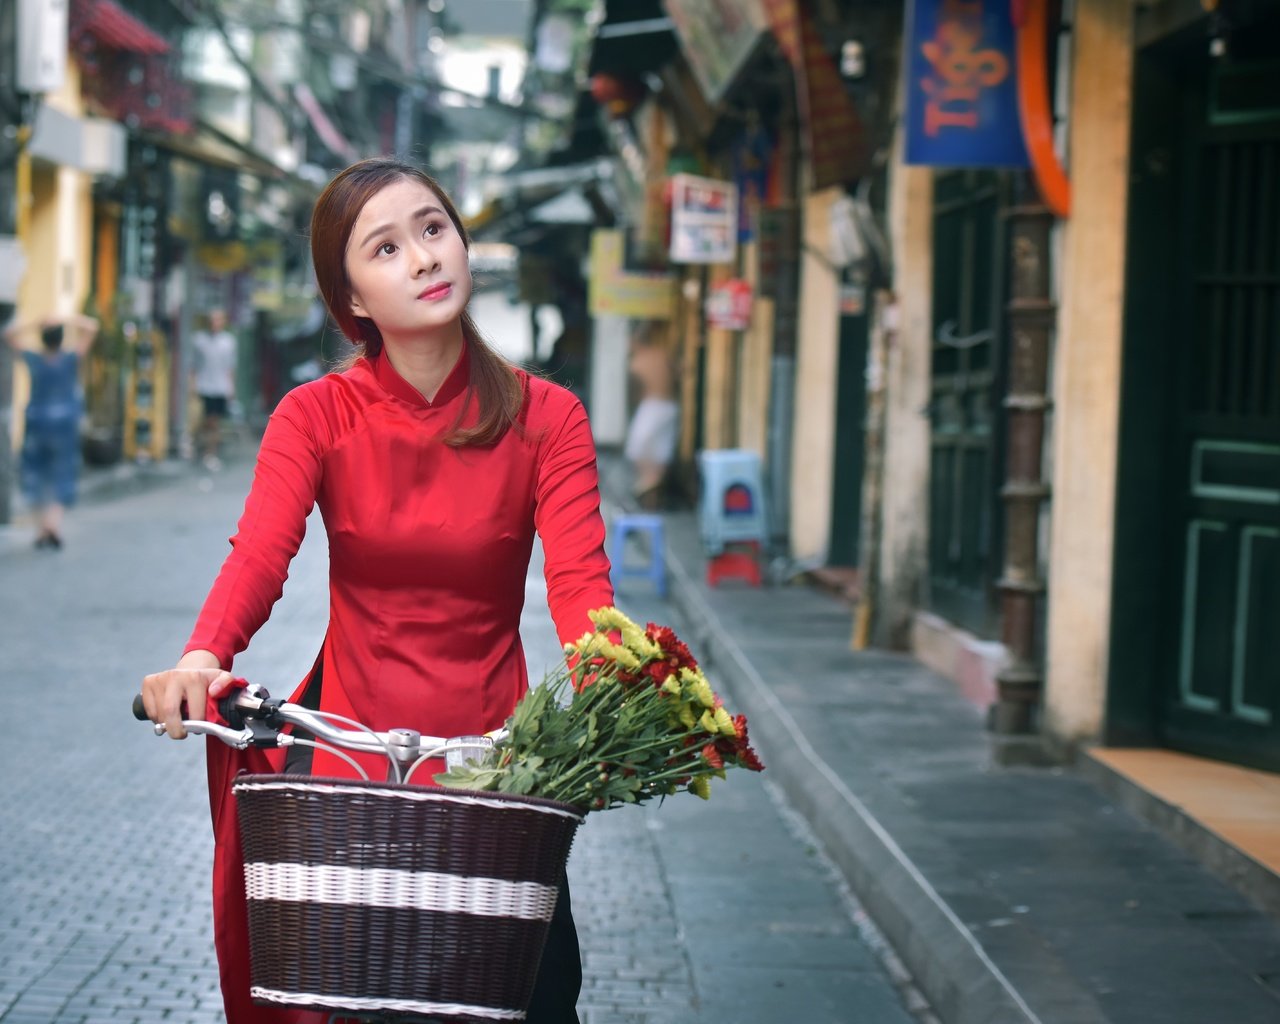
[310,158,522,447]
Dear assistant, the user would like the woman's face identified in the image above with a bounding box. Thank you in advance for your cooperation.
[344,177,472,344]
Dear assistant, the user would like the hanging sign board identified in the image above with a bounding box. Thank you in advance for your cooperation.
[903,0,1029,167]
[588,230,676,318]
[669,174,738,265]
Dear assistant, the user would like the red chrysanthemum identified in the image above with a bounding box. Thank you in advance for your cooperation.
[712,714,765,772]
[646,623,698,671]
[701,743,724,770]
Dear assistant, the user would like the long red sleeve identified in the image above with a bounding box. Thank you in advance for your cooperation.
[533,388,615,648]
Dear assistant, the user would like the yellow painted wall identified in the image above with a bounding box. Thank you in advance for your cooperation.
[1044,0,1135,742]
[875,135,933,649]
[736,240,773,460]
[788,187,842,564]
[702,264,737,451]
[11,56,97,447]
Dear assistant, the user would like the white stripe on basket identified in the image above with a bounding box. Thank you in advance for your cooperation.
[250,985,526,1020]
[232,778,585,822]
[244,862,560,920]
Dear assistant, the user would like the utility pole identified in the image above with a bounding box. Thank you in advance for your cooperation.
[991,174,1055,763]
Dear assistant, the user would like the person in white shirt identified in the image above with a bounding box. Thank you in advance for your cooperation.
[190,309,237,469]
[623,323,679,509]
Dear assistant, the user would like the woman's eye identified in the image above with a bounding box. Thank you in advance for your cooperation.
[378,242,397,255]
[424,222,440,237]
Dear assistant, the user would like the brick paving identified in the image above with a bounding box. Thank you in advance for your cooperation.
[0,456,929,1023]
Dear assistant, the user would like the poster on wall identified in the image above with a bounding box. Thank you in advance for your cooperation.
[706,279,754,331]
[669,174,738,265]
[903,0,1029,167]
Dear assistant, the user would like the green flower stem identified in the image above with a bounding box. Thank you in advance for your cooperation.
[534,739,703,799]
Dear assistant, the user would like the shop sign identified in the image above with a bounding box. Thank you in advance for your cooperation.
[588,229,676,319]
[662,0,767,103]
[706,279,753,331]
[669,174,738,265]
[904,0,1029,167]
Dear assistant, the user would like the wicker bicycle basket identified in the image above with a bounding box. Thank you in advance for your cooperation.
[233,775,585,1023]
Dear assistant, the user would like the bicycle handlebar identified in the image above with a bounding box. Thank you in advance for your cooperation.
[132,684,504,783]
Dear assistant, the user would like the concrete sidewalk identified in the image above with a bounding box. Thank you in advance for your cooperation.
[602,464,1280,1024]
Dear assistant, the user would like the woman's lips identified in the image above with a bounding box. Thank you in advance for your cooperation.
[418,283,452,301]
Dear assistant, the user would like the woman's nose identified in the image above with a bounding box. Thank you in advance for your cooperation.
[412,242,440,274]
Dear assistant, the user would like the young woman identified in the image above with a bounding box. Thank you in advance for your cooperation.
[140,159,614,1023]
[3,313,99,548]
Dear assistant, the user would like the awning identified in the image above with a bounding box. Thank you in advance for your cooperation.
[661,0,766,102]
[76,0,170,55]
[528,189,596,225]
[146,120,326,200]
[762,0,867,188]
[293,83,358,162]
[467,157,617,237]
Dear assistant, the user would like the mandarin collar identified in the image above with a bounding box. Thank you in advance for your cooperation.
[370,342,470,409]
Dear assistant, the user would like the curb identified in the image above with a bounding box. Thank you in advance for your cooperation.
[657,533,1109,1024]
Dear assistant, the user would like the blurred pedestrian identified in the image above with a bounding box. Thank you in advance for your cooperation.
[624,322,679,509]
[190,308,237,470]
[3,313,99,549]
[140,158,613,1024]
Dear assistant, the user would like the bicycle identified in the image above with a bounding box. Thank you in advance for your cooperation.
[133,683,585,1024]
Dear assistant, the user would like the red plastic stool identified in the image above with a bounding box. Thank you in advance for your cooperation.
[707,541,762,587]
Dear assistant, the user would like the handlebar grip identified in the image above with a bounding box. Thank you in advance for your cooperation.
[218,693,243,727]
[132,694,148,721]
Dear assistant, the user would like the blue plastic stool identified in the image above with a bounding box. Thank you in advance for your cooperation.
[610,513,667,598]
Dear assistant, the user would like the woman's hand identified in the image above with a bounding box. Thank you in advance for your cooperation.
[141,650,236,739]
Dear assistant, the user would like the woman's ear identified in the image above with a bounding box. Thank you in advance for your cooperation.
[349,293,367,319]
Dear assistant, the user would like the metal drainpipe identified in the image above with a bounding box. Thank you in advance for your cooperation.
[992,187,1054,750]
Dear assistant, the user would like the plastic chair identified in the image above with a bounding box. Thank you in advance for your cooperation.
[610,513,667,598]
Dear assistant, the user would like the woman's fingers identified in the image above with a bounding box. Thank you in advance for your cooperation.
[207,671,238,699]
[142,668,219,740]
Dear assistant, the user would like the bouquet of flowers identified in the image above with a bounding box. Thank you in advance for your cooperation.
[435,607,764,810]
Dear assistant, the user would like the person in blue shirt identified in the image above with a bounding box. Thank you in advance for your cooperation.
[4,313,99,549]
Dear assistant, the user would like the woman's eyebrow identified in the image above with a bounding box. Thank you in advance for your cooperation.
[358,205,445,249]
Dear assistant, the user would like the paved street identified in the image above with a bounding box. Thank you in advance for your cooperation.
[0,455,929,1023]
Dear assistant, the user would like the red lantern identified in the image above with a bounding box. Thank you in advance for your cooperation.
[589,73,644,117]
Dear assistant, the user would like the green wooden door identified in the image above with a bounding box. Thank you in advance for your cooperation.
[828,276,868,567]
[927,171,1007,637]
[1159,63,1280,768]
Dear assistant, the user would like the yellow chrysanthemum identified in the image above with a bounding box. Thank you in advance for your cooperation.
[599,641,641,670]
[624,628,662,660]
[689,776,712,800]
[713,706,736,737]
[662,676,682,696]
[699,709,718,734]
[679,704,698,729]
[693,678,716,709]
[586,607,661,661]
[588,606,634,633]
